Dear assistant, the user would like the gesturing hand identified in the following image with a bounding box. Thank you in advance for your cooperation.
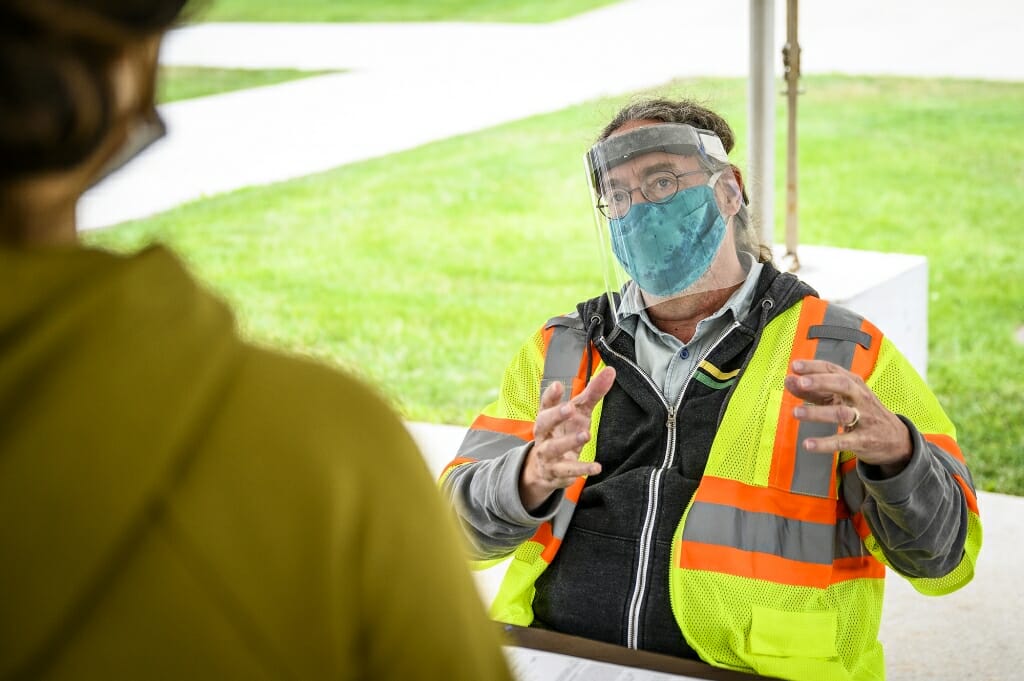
[784,359,912,477]
[519,367,616,512]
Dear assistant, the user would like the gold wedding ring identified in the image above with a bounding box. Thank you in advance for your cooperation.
[844,407,861,431]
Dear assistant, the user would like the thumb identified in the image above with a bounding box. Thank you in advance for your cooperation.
[575,366,616,410]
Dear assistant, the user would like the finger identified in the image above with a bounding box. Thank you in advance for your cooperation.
[539,458,602,486]
[783,373,837,406]
[789,360,851,377]
[793,403,859,427]
[571,367,617,412]
[801,433,857,453]
[785,372,857,402]
[534,380,576,437]
[535,430,591,463]
[540,379,565,410]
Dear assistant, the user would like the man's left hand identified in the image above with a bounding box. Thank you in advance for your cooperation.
[784,359,912,477]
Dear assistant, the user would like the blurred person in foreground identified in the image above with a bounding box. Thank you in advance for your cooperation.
[440,98,981,681]
[0,1,511,679]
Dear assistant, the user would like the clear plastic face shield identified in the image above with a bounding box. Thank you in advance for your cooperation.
[585,123,757,322]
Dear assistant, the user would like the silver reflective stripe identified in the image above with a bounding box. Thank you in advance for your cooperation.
[791,304,866,498]
[539,378,573,403]
[683,502,834,565]
[835,517,869,559]
[540,320,589,404]
[538,316,586,544]
[457,428,529,460]
[551,496,578,540]
[841,467,866,514]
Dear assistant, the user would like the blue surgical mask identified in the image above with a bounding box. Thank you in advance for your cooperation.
[609,184,726,298]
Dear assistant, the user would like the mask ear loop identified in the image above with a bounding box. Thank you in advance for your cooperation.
[707,167,747,220]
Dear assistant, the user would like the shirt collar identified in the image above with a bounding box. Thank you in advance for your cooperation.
[617,253,764,339]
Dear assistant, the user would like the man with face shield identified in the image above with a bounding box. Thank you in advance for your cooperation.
[0,1,513,679]
[441,98,981,681]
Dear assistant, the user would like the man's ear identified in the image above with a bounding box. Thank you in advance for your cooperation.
[714,175,743,218]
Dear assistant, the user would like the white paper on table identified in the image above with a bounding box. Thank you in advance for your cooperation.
[504,645,712,681]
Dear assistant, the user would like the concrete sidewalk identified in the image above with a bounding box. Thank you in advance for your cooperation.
[407,421,1024,681]
[79,0,1023,230]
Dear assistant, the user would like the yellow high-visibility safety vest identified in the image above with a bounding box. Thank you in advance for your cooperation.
[463,296,982,681]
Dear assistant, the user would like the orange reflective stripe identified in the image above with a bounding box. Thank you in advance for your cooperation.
[953,474,980,515]
[921,433,978,513]
[680,540,832,588]
[528,522,562,563]
[470,413,535,441]
[565,476,586,504]
[833,555,886,580]
[924,433,965,464]
[850,512,872,540]
[573,341,593,384]
[439,456,476,480]
[697,477,836,525]
[770,296,828,491]
[680,539,882,588]
[849,316,883,380]
[541,325,556,355]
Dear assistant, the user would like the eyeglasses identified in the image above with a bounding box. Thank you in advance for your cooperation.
[597,169,710,219]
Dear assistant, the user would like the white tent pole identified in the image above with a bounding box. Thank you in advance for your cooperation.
[748,0,775,249]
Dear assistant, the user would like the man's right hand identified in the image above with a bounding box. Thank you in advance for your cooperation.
[519,367,616,512]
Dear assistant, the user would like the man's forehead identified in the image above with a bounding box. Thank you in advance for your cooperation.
[605,152,702,180]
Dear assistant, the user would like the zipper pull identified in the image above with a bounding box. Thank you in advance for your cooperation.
[666,408,676,431]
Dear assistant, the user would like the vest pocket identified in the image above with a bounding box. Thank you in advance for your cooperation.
[746,606,849,680]
[748,605,837,658]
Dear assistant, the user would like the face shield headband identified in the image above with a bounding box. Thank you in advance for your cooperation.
[586,122,729,190]
[585,123,752,321]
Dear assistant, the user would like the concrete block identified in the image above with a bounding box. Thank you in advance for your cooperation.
[776,245,929,378]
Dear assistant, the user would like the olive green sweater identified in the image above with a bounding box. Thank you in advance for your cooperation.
[0,244,511,681]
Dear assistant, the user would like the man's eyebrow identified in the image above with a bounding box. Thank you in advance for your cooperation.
[605,161,687,189]
[639,161,681,176]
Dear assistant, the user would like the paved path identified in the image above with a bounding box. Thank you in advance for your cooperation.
[79,0,1023,229]
[77,1,1024,676]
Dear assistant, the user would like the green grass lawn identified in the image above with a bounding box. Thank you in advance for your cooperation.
[194,0,619,23]
[86,76,1024,495]
[157,66,333,103]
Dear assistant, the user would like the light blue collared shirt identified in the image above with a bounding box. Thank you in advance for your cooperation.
[616,256,763,405]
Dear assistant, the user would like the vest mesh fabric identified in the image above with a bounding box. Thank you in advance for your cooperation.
[868,340,954,435]
[864,338,981,597]
[481,329,545,422]
[675,571,883,681]
[672,301,886,681]
[710,302,799,487]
